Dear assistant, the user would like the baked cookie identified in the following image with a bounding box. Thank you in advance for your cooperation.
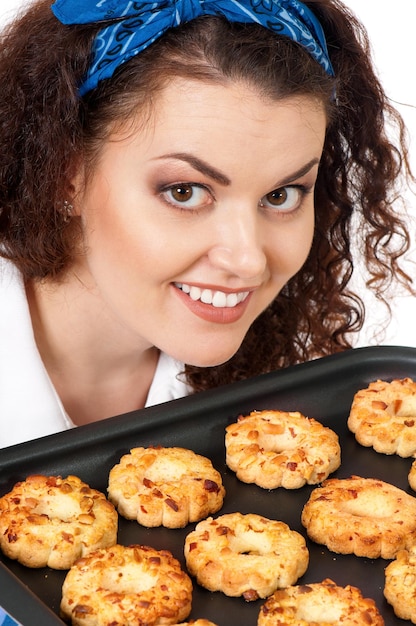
[0,474,117,569]
[60,544,193,626]
[384,545,416,623]
[225,410,340,489]
[184,512,309,601]
[301,475,416,559]
[108,446,225,528]
[258,578,384,625]
[348,378,416,457]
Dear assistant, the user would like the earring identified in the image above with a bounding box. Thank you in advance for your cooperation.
[60,200,73,222]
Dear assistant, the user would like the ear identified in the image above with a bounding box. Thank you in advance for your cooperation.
[67,161,87,217]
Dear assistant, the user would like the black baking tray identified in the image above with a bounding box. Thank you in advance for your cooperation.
[2,345,416,625]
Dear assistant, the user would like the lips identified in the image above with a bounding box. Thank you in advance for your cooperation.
[175,283,250,308]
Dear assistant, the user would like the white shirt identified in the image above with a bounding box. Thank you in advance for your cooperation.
[0,258,190,449]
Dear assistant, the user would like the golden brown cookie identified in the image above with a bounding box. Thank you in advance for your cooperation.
[225,410,341,489]
[184,512,309,601]
[60,544,193,626]
[258,578,384,625]
[384,546,416,623]
[108,446,225,528]
[0,474,117,569]
[347,378,416,457]
[301,475,416,559]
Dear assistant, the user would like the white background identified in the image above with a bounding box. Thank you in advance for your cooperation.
[1,0,415,346]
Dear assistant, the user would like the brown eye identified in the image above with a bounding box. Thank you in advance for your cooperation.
[266,188,288,206]
[170,184,194,202]
[161,183,213,210]
[260,186,303,212]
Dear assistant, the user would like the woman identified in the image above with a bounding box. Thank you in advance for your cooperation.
[0,0,413,447]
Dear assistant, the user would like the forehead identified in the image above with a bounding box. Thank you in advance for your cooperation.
[102,77,327,170]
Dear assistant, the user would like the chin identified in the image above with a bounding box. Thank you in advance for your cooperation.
[163,332,246,368]
[184,346,241,369]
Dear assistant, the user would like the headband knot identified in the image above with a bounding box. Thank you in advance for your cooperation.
[51,0,334,95]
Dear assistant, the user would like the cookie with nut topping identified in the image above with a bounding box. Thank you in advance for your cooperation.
[348,378,416,457]
[0,474,117,569]
[108,446,225,528]
[61,544,193,625]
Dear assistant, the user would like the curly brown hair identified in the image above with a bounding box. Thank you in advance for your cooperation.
[0,0,413,392]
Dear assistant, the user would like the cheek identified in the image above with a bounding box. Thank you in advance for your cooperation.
[81,190,141,259]
[81,196,185,293]
[269,213,315,279]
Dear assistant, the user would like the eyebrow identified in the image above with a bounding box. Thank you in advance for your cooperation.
[153,153,231,186]
[154,153,320,188]
[275,158,321,187]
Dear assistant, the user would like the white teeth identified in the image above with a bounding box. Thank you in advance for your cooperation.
[175,283,249,308]
[226,292,238,307]
[189,286,201,301]
[212,291,227,307]
[201,288,214,304]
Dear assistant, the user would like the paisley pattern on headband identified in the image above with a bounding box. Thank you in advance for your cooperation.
[51,0,334,95]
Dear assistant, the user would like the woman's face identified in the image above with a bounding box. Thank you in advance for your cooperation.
[73,78,327,366]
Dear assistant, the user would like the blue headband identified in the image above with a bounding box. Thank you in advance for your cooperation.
[51,0,334,96]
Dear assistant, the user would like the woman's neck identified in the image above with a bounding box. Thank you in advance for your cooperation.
[25,273,160,426]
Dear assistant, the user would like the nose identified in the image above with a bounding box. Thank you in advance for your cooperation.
[207,206,267,280]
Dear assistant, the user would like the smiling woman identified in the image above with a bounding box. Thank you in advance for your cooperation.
[0,0,413,447]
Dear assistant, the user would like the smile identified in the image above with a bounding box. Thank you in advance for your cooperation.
[175,283,250,308]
